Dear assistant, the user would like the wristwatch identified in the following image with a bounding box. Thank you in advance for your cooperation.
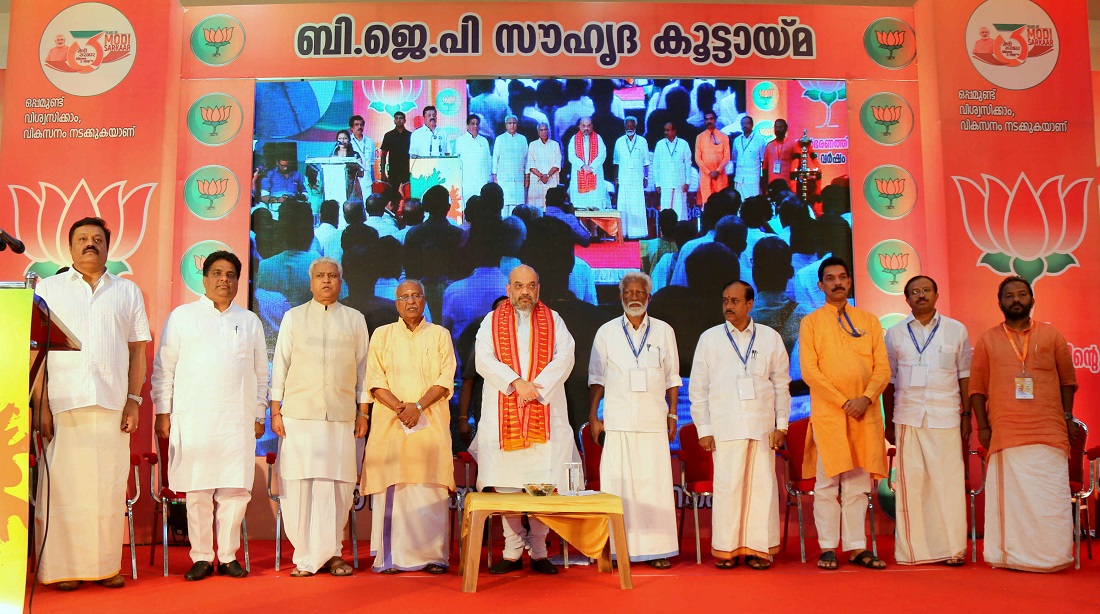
[255,417,265,425]
[127,394,142,405]
[415,402,423,412]
[1065,412,1075,421]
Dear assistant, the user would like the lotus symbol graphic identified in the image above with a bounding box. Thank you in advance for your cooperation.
[952,173,1091,284]
[200,105,231,136]
[196,178,229,210]
[875,30,905,60]
[798,80,846,128]
[363,80,424,116]
[875,178,905,210]
[7,179,156,275]
[878,252,909,285]
[203,27,233,57]
[871,106,901,136]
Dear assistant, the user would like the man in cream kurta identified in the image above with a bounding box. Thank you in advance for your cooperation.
[364,280,457,574]
[454,114,492,209]
[526,123,561,209]
[34,217,150,591]
[471,265,578,574]
[567,117,608,210]
[690,280,790,569]
[271,257,370,577]
[884,275,972,566]
[651,122,693,220]
[152,251,267,580]
[492,115,529,215]
[613,118,649,240]
[799,257,890,570]
[588,273,680,567]
[731,116,767,198]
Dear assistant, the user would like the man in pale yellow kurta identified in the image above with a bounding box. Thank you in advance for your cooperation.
[364,280,457,574]
[799,257,890,570]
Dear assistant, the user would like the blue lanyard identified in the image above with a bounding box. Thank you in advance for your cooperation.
[626,135,637,156]
[906,317,941,364]
[838,309,863,338]
[724,321,756,372]
[740,132,755,153]
[665,139,678,157]
[622,317,651,364]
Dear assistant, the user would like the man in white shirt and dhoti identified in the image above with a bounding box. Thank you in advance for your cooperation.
[34,217,151,591]
[690,280,791,570]
[271,256,370,577]
[731,116,767,199]
[588,272,680,568]
[493,115,529,216]
[526,122,561,210]
[884,275,971,567]
[151,250,268,581]
[454,114,491,209]
[471,265,579,575]
[652,122,693,220]
[567,117,608,210]
[613,117,649,240]
[364,280,457,574]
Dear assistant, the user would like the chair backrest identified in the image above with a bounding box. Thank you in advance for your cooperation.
[1068,419,1089,490]
[155,436,170,488]
[454,452,478,489]
[678,423,714,484]
[785,418,811,483]
[579,423,602,487]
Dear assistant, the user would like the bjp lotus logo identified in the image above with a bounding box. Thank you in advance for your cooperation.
[870,106,901,136]
[200,106,231,136]
[184,166,240,220]
[196,178,229,210]
[6,179,156,277]
[952,173,1091,284]
[859,93,912,145]
[875,30,905,60]
[875,178,905,209]
[190,14,245,66]
[863,17,916,69]
[878,252,909,285]
[363,80,424,115]
[187,93,243,146]
[864,166,917,220]
[867,239,920,295]
[203,27,233,57]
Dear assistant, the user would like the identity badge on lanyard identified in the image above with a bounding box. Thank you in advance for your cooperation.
[906,318,941,388]
[623,318,651,392]
[725,323,757,400]
[1002,323,1034,400]
[772,144,782,175]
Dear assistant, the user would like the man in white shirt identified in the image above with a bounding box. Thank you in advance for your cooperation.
[651,122,693,220]
[348,114,376,189]
[151,251,267,581]
[690,280,790,570]
[588,272,680,568]
[454,114,491,209]
[492,114,529,215]
[567,117,608,210]
[34,217,151,591]
[613,117,649,240]
[731,116,767,198]
[526,122,561,209]
[270,257,370,577]
[471,265,579,575]
[409,105,445,157]
[883,275,972,567]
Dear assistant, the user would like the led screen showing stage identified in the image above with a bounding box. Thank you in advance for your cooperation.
[249,78,852,455]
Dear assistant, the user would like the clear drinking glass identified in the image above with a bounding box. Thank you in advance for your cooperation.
[565,462,584,495]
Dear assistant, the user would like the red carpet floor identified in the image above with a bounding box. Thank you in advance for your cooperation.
[25,536,1100,613]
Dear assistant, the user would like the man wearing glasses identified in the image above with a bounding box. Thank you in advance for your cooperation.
[798,256,890,571]
[883,275,972,567]
[363,280,457,574]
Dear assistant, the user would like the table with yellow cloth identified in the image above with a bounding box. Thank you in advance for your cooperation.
[460,492,632,592]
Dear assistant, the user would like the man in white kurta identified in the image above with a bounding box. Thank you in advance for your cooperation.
[271,257,370,577]
[492,115,529,215]
[349,114,376,193]
[151,251,267,580]
[731,116,767,199]
[526,123,561,210]
[409,106,445,157]
[651,122,693,220]
[613,118,649,240]
[567,117,608,210]
[364,280,457,574]
[588,273,680,567]
[454,114,491,208]
[883,275,971,566]
[34,218,150,590]
[690,280,791,569]
[471,265,579,574]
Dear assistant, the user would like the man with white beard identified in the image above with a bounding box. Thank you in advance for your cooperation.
[588,272,681,568]
[492,114,529,215]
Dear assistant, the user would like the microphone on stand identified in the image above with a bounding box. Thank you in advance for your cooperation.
[0,228,26,254]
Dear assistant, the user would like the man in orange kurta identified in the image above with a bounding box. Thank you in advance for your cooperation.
[364,279,457,574]
[762,118,815,194]
[799,257,890,570]
[970,276,1077,572]
[695,111,730,206]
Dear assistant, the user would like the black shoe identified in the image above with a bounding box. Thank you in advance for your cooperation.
[530,558,558,575]
[184,561,214,581]
[217,560,248,578]
[488,558,523,574]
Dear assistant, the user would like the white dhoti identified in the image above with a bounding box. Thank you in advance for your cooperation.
[279,417,356,573]
[983,443,1072,572]
[601,432,678,561]
[34,406,128,584]
[186,488,251,564]
[618,183,647,240]
[813,454,872,552]
[894,424,967,564]
[527,178,557,209]
[499,180,525,214]
[712,439,780,559]
[370,483,450,571]
[658,187,688,221]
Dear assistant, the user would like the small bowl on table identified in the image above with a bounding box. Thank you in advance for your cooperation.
[524,483,557,496]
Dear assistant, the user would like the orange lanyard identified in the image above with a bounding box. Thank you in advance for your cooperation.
[1001,322,1033,371]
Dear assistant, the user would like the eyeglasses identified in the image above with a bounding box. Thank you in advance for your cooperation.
[396,293,424,302]
[908,288,934,297]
